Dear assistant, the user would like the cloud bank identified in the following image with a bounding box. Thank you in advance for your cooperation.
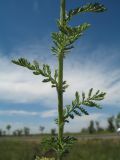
[0,44,120,132]
[0,45,120,107]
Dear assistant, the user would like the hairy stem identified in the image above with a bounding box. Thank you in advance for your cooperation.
[57,0,66,159]
[58,53,64,143]
[60,0,66,25]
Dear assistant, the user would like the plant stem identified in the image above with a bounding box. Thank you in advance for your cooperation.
[60,0,66,25]
[57,0,66,159]
[58,54,64,142]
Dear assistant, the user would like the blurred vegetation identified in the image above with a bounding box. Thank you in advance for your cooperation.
[0,139,120,160]
[63,140,120,160]
[0,113,120,137]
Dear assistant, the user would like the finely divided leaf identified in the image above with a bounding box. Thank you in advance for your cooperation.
[66,3,106,21]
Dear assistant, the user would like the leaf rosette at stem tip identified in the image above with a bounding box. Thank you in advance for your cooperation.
[51,2,106,58]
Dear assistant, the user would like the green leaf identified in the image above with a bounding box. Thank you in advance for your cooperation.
[63,84,69,91]
[52,23,91,56]
[64,119,69,123]
[51,46,59,55]
[42,79,50,83]
[72,100,76,107]
[78,107,89,115]
[83,101,101,109]
[73,110,81,116]
[51,85,56,88]
[88,88,93,98]
[92,92,106,101]
[63,81,67,85]
[12,58,35,70]
[69,114,74,119]
[66,105,71,112]
[54,69,58,80]
[46,65,51,75]
[33,71,41,75]
[75,91,80,105]
[59,89,105,124]
[33,60,40,70]
[82,92,85,101]
[95,90,100,95]
[66,3,106,21]
[61,23,91,36]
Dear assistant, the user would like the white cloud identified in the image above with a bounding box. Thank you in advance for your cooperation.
[64,57,120,106]
[1,46,118,133]
[0,54,57,105]
[41,109,57,118]
[0,109,57,118]
[0,45,120,108]
[0,110,38,116]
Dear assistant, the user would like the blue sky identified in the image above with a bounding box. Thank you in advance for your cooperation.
[0,0,120,133]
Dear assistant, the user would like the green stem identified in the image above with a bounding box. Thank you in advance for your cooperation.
[58,54,64,142]
[60,0,66,25]
[57,0,66,159]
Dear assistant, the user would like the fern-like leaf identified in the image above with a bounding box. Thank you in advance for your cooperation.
[12,58,58,88]
[66,3,106,21]
[62,89,106,123]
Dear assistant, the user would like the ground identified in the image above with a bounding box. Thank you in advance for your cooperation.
[0,134,120,160]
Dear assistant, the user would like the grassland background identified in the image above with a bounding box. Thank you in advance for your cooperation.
[0,136,120,160]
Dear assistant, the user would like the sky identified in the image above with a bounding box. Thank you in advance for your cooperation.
[0,0,120,133]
